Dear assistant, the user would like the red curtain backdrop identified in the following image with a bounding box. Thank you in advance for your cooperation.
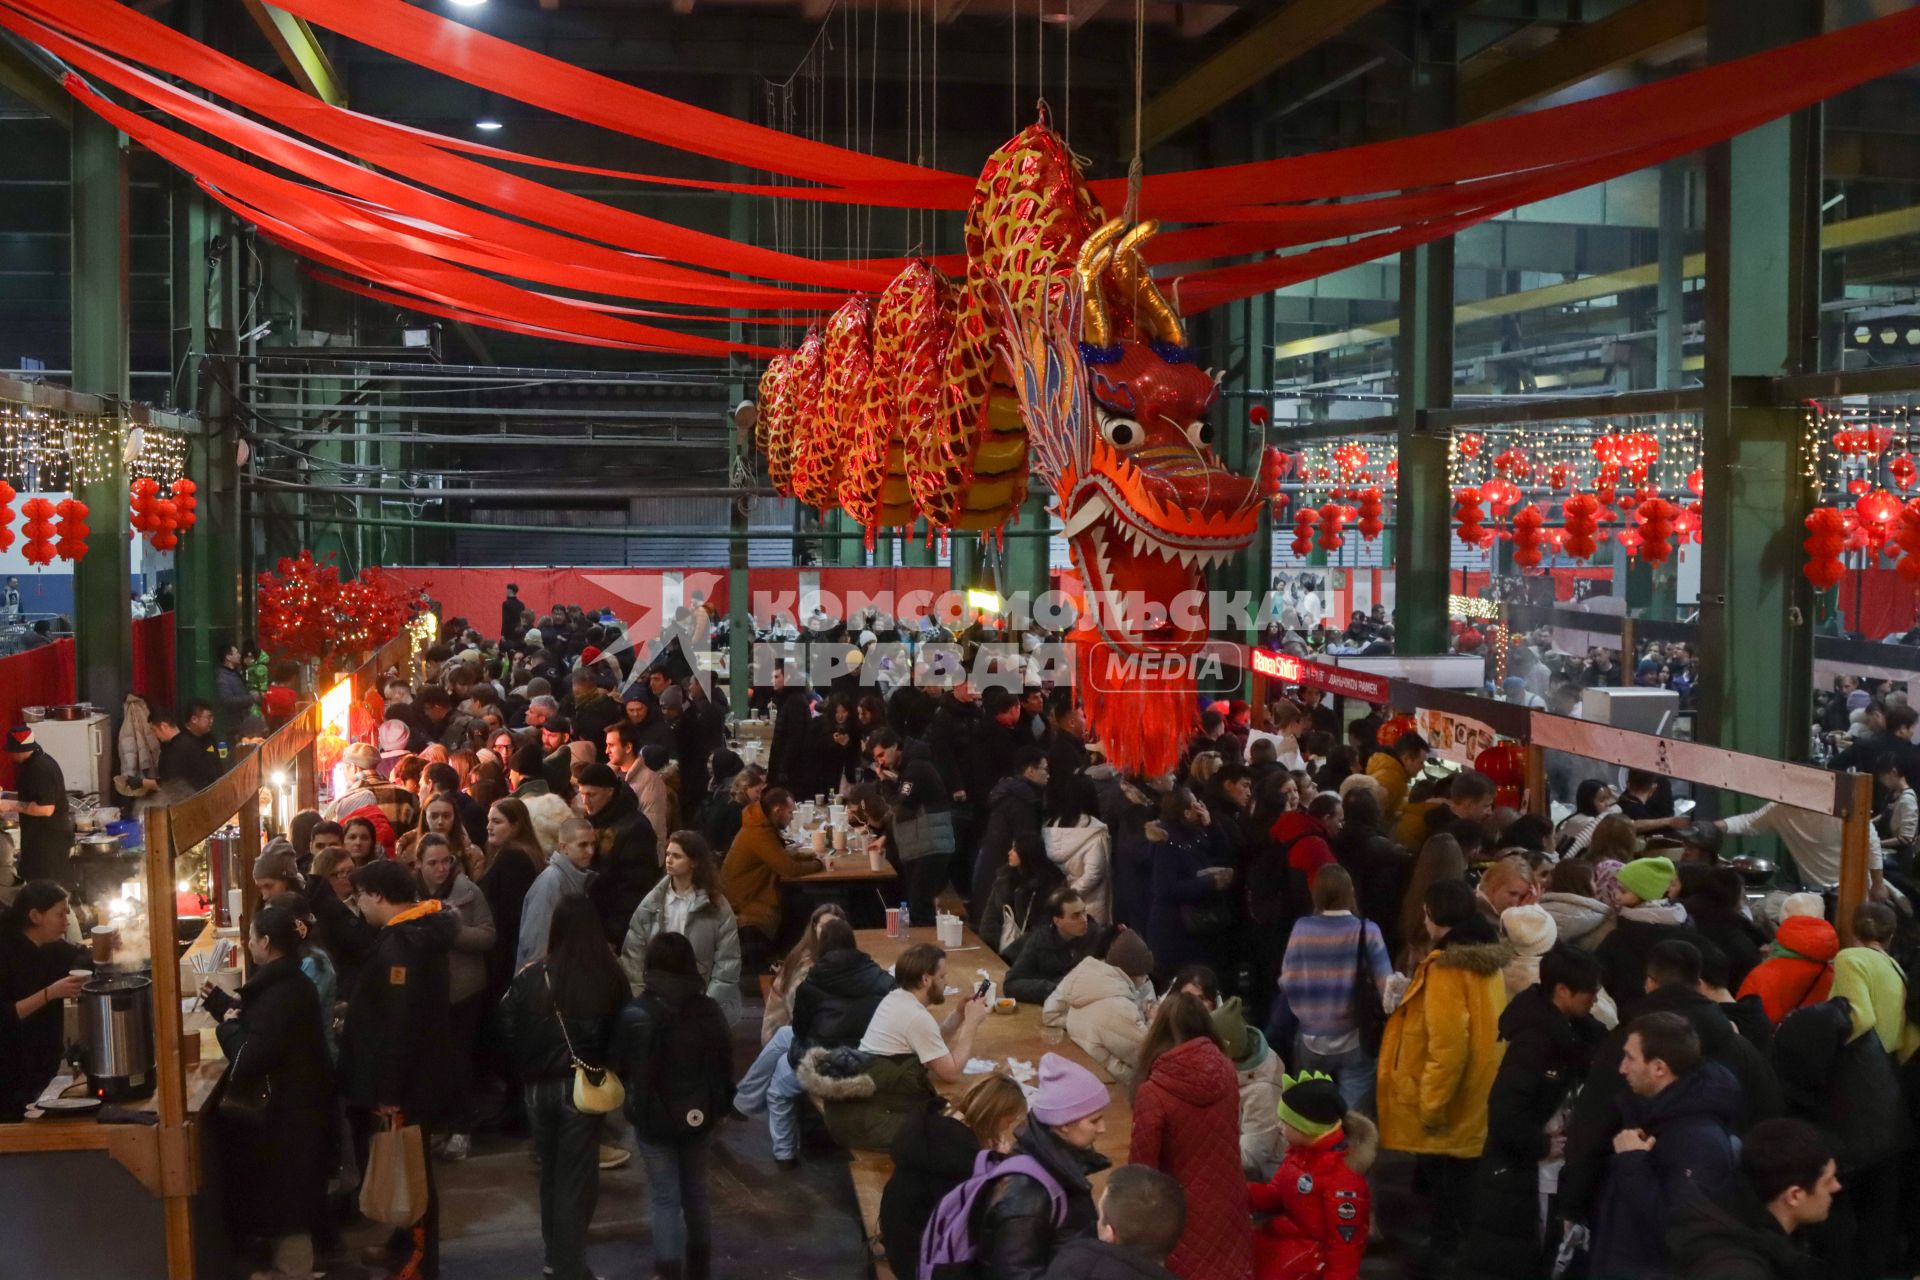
[0,639,77,788]
[374,566,958,641]
[131,611,176,712]
[1837,568,1920,640]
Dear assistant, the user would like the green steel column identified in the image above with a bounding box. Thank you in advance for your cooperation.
[725,163,754,718]
[1392,14,1456,655]
[950,532,976,598]
[1696,0,1821,761]
[70,114,134,711]
[1222,290,1274,665]
[1005,486,1051,613]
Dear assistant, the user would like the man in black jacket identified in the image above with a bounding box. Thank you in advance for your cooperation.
[1458,944,1608,1280]
[971,747,1055,953]
[1005,888,1106,1004]
[500,582,522,643]
[1561,940,1783,1231]
[340,860,459,1279]
[765,663,813,791]
[157,701,223,795]
[1668,1118,1837,1280]
[577,762,662,944]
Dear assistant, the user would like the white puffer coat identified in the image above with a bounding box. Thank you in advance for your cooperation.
[1040,956,1149,1083]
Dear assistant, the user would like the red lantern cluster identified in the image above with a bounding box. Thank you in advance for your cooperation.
[1332,443,1369,479]
[1356,487,1385,542]
[1892,454,1917,492]
[1803,507,1848,590]
[1474,743,1527,810]
[1316,501,1347,554]
[1492,448,1532,481]
[19,497,56,566]
[1456,433,1483,461]
[1547,463,1572,490]
[1258,447,1287,499]
[1561,493,1601,560]
[1636,497,1677,566]
[1686,467,1704,497]
[53,499,89,562]
[1896,500,1920,583]
[1594,432,1661,481]
[1833,425,1894,457]
[1511,503,1546,568]
[0,481,14,553]
[1454,487,1485,548]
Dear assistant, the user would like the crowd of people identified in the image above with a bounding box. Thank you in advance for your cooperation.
[5,587,1913,1280]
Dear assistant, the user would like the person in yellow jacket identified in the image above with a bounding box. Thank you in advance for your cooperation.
[1365,732,1430,823]
[1377,878,1514,1274]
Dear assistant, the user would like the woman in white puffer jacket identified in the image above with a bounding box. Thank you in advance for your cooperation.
[1043,814,1111,923]
[1039,931,1156,1083]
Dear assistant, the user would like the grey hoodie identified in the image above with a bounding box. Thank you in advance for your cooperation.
[1540,890,1615,949]
[429,871,497,1004]
[516,851,597,971]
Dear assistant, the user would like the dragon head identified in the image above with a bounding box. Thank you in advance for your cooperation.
[1052,220,1262,657]
[997,218,1263,777]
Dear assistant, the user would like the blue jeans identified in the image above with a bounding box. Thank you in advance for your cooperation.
[1293,1037,1377,1118]
[638,1136,713,1268]
[736,1026,807,1159]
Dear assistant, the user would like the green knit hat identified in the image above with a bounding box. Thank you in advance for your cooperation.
[1277,1071,1344,1140]
[1617,856,1677,904]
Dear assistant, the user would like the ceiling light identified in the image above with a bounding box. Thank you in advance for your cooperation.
[448,0,487,7]
[475,118,504,132]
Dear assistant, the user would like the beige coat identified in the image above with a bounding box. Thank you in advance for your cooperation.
[1041,956,1149,1083]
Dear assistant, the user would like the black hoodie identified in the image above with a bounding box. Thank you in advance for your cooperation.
[586,780,661,943]
[337,904,460,1123]
[1665,1187,1814,1280]
[788,947,898,1067]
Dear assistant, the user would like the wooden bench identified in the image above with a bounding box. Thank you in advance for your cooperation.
[842,925,1136,1276]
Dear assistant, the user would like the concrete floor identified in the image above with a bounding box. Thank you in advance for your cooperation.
[314,995,1431,1280]
[324,998,874,1280]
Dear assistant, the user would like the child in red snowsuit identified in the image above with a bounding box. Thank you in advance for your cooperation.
[1248,1071,1376,1280]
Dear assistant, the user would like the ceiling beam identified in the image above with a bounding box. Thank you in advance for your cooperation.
[1060,0,1111,32]
[1138,0,1395,149]
[936,0,976,24]
[1458,0,1706,121]
[1177,4,1240,38]
[240,0,346,107]
[0,32,72,127]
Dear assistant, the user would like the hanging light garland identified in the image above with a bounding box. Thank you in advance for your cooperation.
[0,401,119,492]
[1798,400,1920,587]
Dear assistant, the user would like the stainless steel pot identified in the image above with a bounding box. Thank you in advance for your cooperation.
[79,974,156,1102]
[46,703,93,722]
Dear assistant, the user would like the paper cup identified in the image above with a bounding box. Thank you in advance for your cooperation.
[885,907,901,938]
[869,845,889,873]
[810,828,829,855]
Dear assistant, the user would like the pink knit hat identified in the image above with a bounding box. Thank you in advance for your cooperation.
[1029,1053,1109,1126]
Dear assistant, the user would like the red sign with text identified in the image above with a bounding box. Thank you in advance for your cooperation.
[1250,648,1391,703]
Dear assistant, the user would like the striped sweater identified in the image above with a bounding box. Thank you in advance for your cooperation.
[1279,912,1394,1037]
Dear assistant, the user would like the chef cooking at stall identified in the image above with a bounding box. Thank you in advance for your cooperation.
[0,881,91,1121]
[1,726,74,888]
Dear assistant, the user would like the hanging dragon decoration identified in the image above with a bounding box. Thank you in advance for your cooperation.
[757,121,1271,777]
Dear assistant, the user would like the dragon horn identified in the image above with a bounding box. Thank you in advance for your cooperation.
[1076,219,1126,349]
[1111,220,1187,348]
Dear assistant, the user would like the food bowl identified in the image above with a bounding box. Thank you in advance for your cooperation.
[994,998,1017,1014]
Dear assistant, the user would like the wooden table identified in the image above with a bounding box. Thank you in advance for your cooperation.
[847,925,1134,1276]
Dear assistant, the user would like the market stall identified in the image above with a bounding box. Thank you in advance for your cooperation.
[0,628,413,1278]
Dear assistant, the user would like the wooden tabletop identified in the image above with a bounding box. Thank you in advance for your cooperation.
[793,857,899,885]
[855,925,1134,1163]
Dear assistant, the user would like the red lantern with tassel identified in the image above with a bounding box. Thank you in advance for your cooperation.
[1316,502,1347,554]
[171,478,198,531]
[20,496,56,566]
[1291,507,1317,558]
[1475,743,1528,810]
[1891,454,1917,492]
[1357,487,1385,542]
[0,480,14,553]
[1637,498,1677,567]
[53,498,89,562]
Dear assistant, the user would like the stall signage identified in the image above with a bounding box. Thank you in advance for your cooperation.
[1415,706,1500,767]
[1250,648,1390,703]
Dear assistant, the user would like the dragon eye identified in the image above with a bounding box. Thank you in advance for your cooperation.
[1186,420,1215,449]
[1099,412,1144,452]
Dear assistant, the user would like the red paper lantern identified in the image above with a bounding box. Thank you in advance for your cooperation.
[1636,497,1677,566]
[1315,502,1348,554]
[1475,743,1527,810]
[1249,405,1270,427]
[1483,477,1521,518]
[1457,433,1483,461]
[1858,489,1901,528]
[171,478,198,532]
[1291,506,1317,558]
[1511,503,1546,568]
[1376,715,1417,748]
[1548,463,1571,490]
[1561,493,1601,560]
[1453,486,1486,548]
[1686,467,1704,497]
[53,498,90,563]
[0,480,14,553]
[1356,487,1385,542]
[1493,448,1532,481]
[19,496,56,566]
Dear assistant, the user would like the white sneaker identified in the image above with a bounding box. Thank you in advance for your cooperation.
[443,1133,470,1162]
[597,1143,631,1170]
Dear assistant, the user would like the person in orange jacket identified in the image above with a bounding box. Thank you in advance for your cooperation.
[1249,1071,1376,1280]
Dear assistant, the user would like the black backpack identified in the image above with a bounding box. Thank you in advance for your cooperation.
[624,990,733,1144]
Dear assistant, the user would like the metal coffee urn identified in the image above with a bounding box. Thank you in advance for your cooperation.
[79,974,156,1102]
